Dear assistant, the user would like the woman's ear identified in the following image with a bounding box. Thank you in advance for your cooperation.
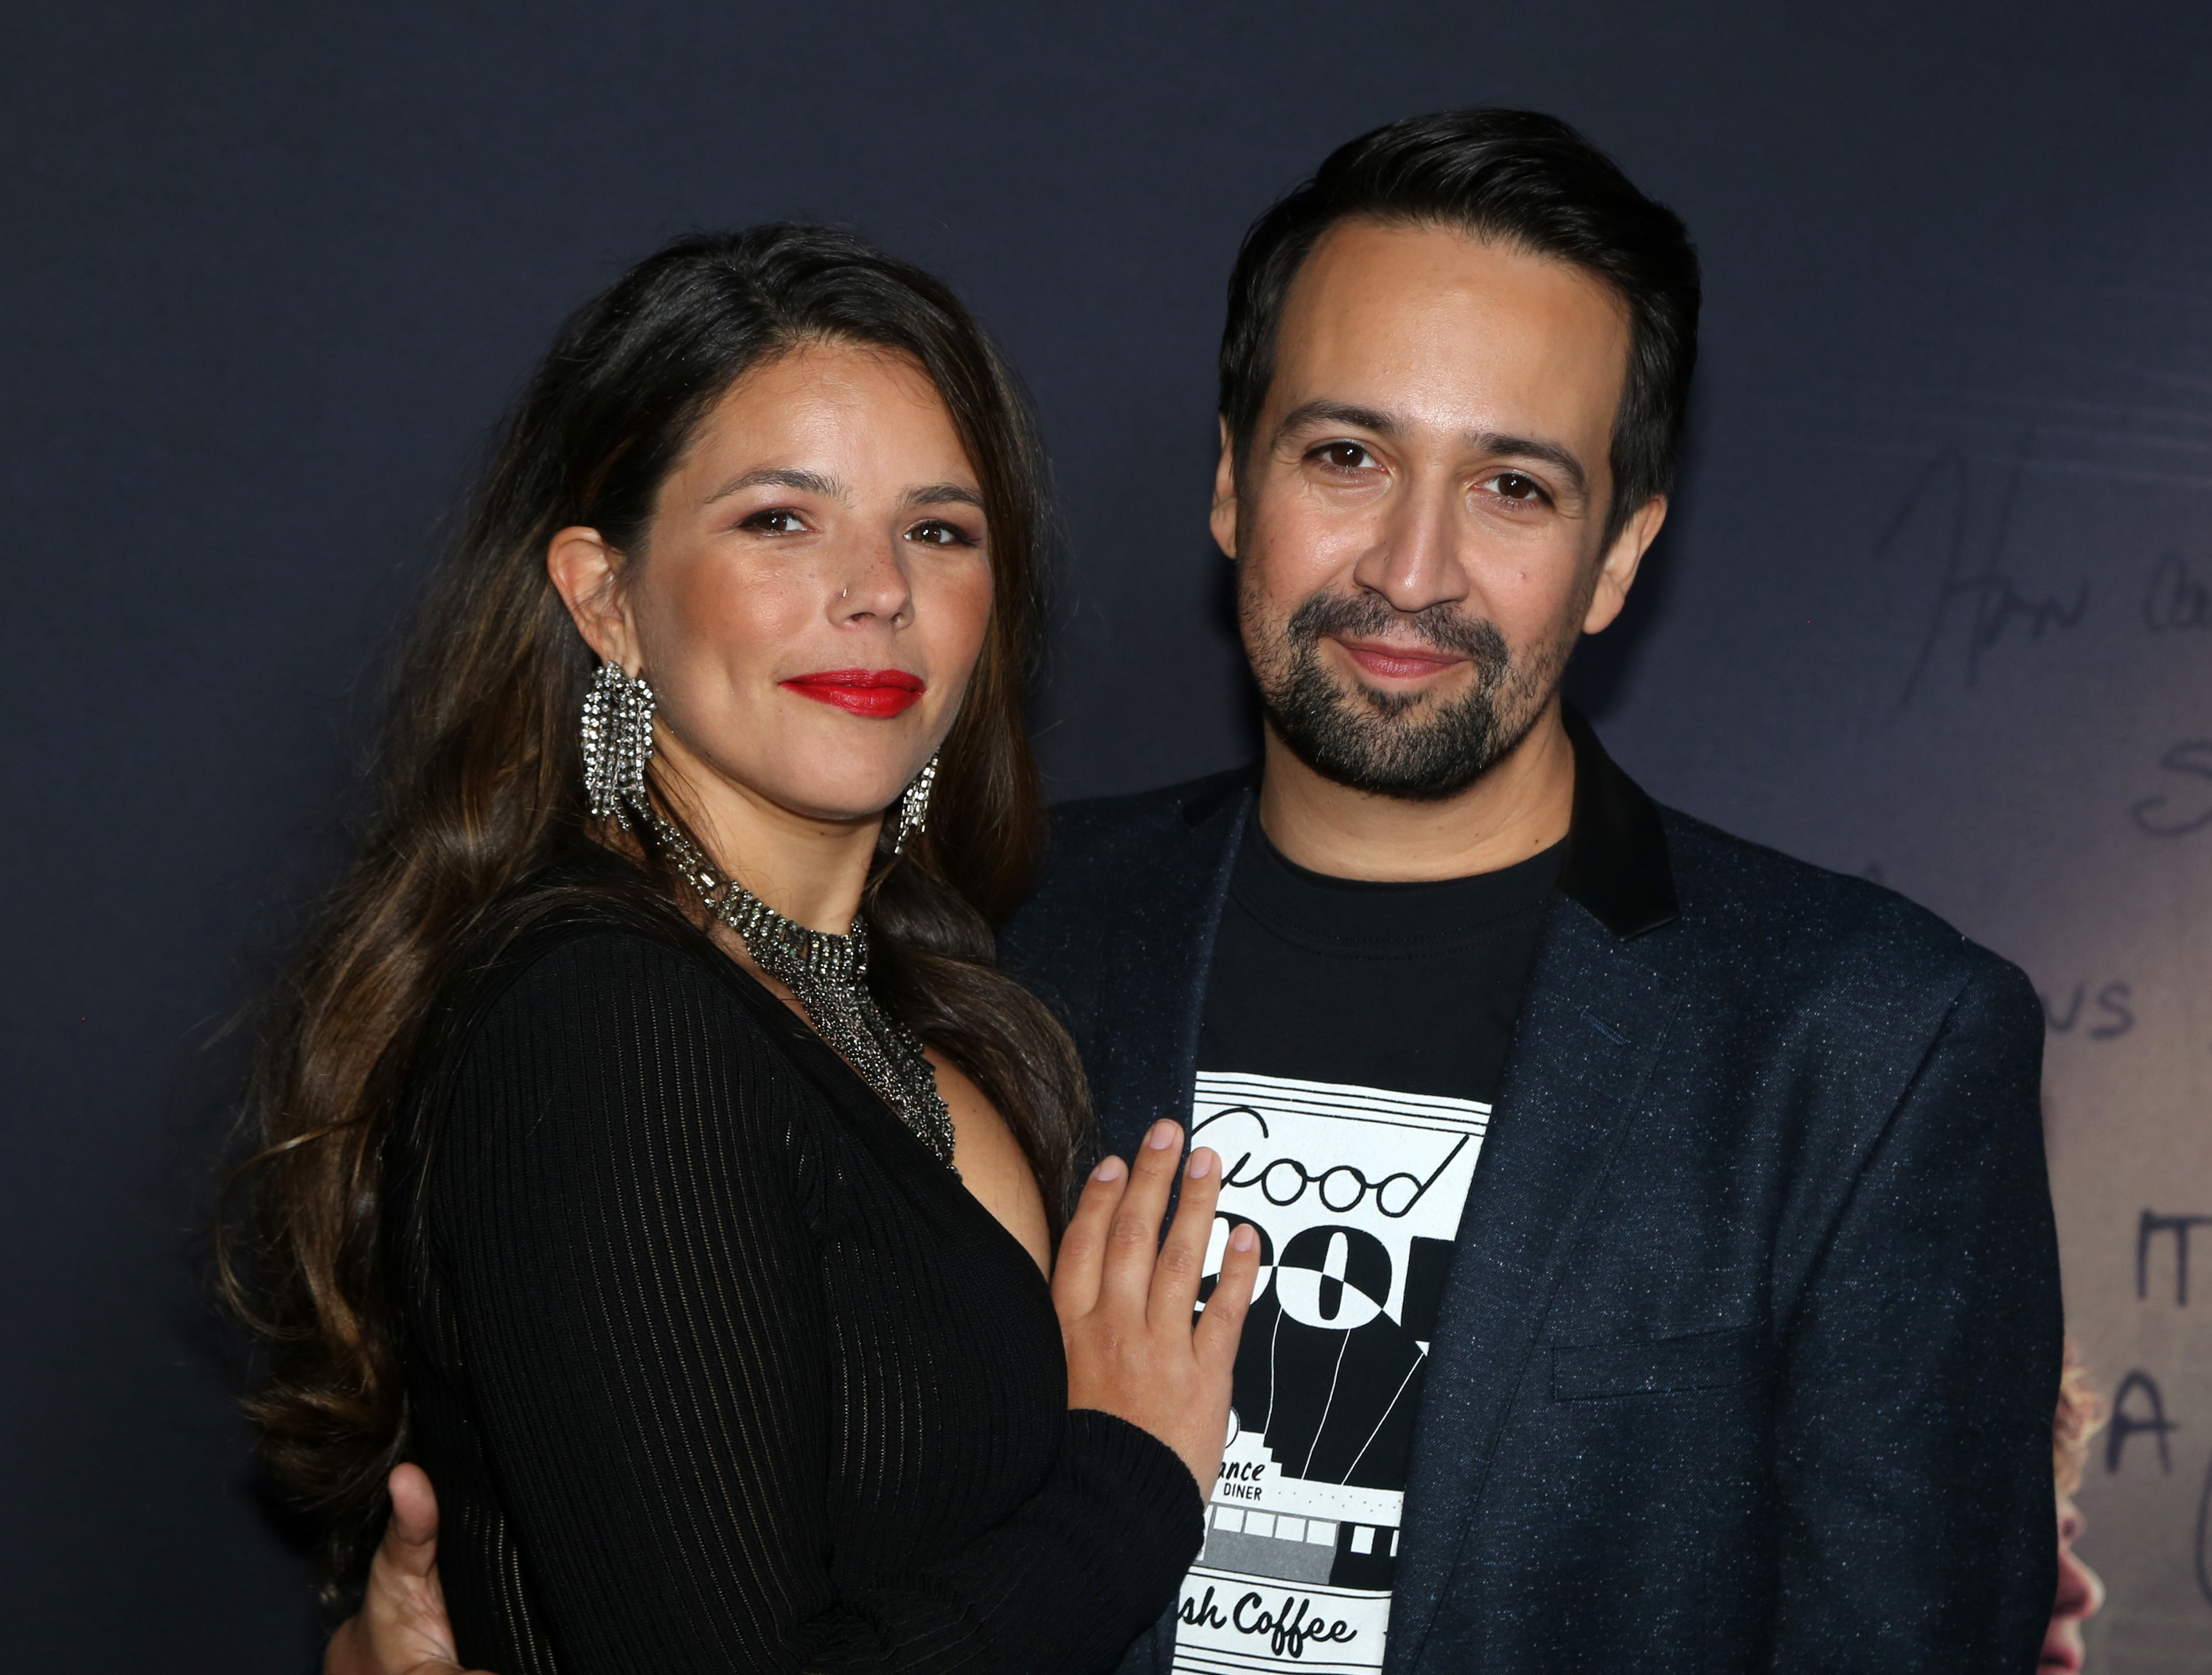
[546,526,639,670]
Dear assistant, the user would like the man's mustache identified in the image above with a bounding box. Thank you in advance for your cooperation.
[1284,591,1509,668]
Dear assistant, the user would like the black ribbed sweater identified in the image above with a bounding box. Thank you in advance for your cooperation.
[387,903,1201,1675]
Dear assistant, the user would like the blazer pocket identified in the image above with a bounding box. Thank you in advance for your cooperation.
[1550,1324,1768,1401]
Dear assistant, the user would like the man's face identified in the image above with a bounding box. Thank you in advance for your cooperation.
[1216,218,1659,800]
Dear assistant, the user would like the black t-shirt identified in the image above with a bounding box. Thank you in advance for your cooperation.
[1175,818,1560,1675]
[1200,820,1562,1101]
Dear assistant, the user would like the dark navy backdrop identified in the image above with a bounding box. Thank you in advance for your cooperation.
[7,3,2209,1668]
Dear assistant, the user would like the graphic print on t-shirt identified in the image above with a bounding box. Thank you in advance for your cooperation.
[1175,1071,1489,1675]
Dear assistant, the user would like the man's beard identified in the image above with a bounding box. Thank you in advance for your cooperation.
[1243,582,1573,802]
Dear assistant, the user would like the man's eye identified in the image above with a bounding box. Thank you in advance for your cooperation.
[742,507,807,534]
[904,519,977,548]
[1315,442,1377,472]
[1487,472,1546,504]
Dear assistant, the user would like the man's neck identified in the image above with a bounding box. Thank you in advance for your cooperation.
[1256,700,1575,883]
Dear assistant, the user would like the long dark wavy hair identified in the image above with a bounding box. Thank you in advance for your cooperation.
[218,226,1089,1597]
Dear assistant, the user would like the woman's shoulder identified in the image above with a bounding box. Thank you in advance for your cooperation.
[394,871,836,1268]
[401,866,823,1176]
[482,913,728,1020]
[417,853,784,1087]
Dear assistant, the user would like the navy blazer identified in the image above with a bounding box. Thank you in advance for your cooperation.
[1001,712,2062,1674]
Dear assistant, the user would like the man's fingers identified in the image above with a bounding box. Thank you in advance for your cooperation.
[385,1463,441,1559]
[1150,1148,1224,1324]
[1194,1222,1262,1371]
[1051,1155,1129,1316]
[326,1464,478,1675]
[1099,1121,1183,1309]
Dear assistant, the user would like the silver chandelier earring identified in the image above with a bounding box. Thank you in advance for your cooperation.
[581,661,656,824]
[893,753,940,855]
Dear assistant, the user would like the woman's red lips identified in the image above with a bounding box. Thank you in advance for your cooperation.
[779,668,925,718]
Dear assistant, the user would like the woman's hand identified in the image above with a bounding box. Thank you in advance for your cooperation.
[324,1465,487,1675]
[1053,1119,1261,1497]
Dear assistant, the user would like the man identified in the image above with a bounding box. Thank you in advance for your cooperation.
[338,109,2062,1671]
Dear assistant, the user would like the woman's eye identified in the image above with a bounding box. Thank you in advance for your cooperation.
[1315,442,1377,472]
[904,519,978,549]
[1486,471,1547,504]
[741,507,807,534]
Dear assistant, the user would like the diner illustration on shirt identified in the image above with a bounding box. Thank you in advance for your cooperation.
[1177,1072,1492,1675]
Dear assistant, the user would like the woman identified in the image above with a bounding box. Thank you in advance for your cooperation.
[225,226,1259,1673]
[2042,1340,2107,1674]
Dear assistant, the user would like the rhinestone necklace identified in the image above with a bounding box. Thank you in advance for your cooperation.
[644,812,957,1171]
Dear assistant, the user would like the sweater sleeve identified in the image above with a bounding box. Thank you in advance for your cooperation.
[425,932,1200,1675]
[1769,960,2062,1672]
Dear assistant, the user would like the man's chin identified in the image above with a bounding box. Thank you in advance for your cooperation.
[1254,632,1562,801]
[1267,707,1503,802]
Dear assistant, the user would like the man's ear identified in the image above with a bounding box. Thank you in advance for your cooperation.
[1208,415,1239,560]
[1582,495,1668,635]
[546,526,639,671]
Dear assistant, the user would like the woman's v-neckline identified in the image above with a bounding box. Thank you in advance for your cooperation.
[694,940,1055,1301]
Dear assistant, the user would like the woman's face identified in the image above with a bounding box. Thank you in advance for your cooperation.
[557,340,994,830]
[2039,1494,2104,1671]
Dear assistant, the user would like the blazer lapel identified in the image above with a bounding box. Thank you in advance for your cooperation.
[1085,783,1250,1157]
[1385,899,1681,1674]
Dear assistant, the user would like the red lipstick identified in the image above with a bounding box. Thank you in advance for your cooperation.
[779,668,925,718]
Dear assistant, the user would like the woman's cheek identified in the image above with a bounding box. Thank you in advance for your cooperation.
[921,562,993,668]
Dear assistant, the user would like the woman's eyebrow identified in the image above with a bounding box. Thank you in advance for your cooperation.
[705,466,844,504]
[905,483,984,510]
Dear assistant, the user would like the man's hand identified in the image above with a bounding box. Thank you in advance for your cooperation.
[324,1464,486,1675]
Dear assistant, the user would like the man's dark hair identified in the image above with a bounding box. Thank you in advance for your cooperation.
[1220,108,1701,549]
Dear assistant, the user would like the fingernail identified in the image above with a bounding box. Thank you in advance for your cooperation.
[1147,1120,1179,1151]
[1231,1225,1256,1252]
[1186,1147,1215,1180]
[1093,1157,1125,1182]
